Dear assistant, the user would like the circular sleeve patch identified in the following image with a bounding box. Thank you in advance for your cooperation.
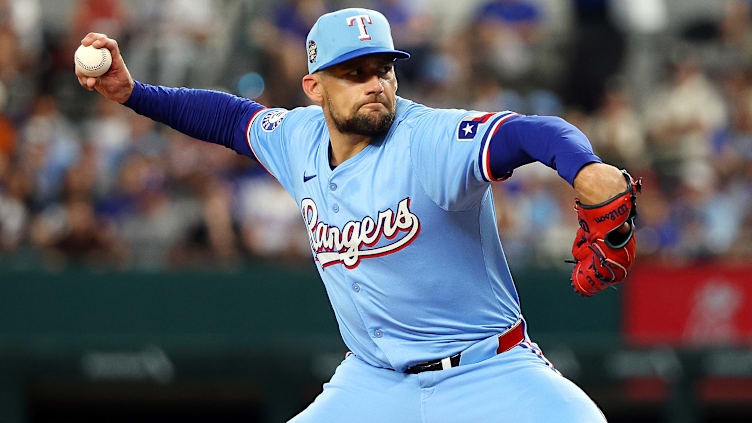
[260,109,289,132]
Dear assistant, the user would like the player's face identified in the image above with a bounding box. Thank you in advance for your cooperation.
[320,54,398,137]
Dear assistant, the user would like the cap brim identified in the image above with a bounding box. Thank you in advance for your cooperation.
[313,47,410,73]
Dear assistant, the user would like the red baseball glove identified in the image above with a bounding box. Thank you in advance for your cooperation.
[569,170,641,296]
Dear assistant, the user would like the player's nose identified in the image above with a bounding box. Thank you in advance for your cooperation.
[364,73,384,96]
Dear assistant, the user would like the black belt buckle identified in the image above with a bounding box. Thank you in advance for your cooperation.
[404,352,461,374]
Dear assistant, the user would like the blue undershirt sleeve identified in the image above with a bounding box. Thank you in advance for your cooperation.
[123,80,264,157]
[487,115,601,185]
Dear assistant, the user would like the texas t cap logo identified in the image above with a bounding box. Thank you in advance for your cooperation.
[346,14,373,40]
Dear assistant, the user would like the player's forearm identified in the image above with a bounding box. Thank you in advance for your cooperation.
[487,115,601,185]
[487,116,629,230]
[123,80,264,152]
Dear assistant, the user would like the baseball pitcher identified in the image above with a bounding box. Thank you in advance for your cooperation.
[76,8,640,422]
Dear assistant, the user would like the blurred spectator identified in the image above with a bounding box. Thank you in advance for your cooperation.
[49,196,126,268]
[118,184,201,270]
[62,143,98,200]
[157,0,220,87]
[373,0,434,87]
[169,175,243,268]
[72,0,127,41]
[198,177,240,264]
[0,22,36,120]
[0,155,28,252]
[562,0,626,112]
[4,0,43,60]
[236,174,310,259]
[19,95,81,206]
[493,164,575,265]
[587,77,646,168]
[701,172,750,257]
[716,68,752,163]
[83,96,132,194]
[469,0,543,83]
[127,114,168,158]
[253,0,329,106]
[681,0,752,76]
[643,55,727,192]
[610,0,668,106]
[0,26,19,82]
[634,178,673,258]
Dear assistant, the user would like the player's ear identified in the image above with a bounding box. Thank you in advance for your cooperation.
[302,74,324,104]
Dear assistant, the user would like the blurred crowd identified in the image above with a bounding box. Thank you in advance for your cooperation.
[0,0,751,270]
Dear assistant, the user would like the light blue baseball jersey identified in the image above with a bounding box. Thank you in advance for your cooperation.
[245,98,522,371]
[123,80,606,422]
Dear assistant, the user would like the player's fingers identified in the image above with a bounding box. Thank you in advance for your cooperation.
[91,37,108,49]
[81,32,108,46]
[82,33,122,61]
[95,38,121,59]
[86,77,96,89]
[75,74,94,91]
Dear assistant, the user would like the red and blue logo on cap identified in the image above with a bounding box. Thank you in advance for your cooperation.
[308,40,317,63]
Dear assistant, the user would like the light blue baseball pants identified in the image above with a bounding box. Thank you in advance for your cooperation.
[289,341,607,423]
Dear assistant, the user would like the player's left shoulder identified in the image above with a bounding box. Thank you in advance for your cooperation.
[394,99,471,141]
[398,100,517,143]
[454,110,520,142]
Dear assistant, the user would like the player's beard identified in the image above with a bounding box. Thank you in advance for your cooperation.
[326,96,395,137]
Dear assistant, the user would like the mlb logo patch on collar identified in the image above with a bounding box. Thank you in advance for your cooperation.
[456,113,494,141]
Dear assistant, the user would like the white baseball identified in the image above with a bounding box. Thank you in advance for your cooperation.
[74,45,112,77]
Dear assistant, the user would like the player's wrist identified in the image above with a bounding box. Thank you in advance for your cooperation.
[573,163,627,205]
[615,221,630,235]
[120,78,140,106]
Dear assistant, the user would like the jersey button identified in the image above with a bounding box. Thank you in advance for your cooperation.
[332,204,340,213]
[373,329,383,338]
[329,182,337,191]
[352,283,360,292]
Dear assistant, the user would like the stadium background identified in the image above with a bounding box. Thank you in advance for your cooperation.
[1,0,751,421]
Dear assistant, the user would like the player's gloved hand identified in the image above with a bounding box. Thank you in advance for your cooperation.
[569,170,641,296]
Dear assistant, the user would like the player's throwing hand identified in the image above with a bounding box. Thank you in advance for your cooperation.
[75,33,134,104]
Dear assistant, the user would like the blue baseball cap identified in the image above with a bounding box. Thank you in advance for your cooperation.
[306,8,410,74]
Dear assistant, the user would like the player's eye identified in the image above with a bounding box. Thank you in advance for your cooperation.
[348,69,359,76]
